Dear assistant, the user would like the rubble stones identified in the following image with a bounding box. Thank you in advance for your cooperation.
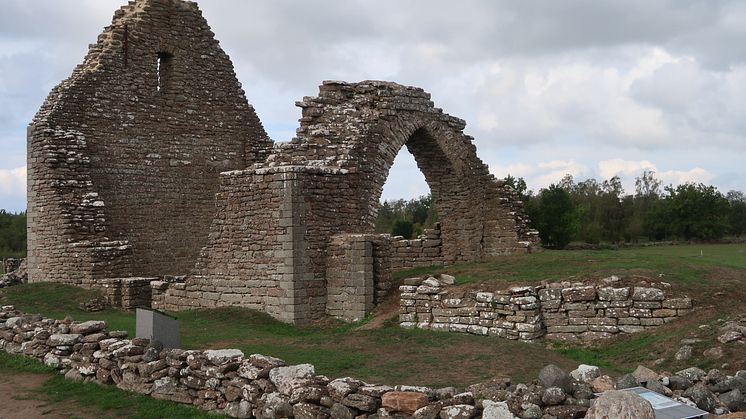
[2,304,744,418]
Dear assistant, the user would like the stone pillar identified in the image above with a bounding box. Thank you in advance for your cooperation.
[326,234,375,322]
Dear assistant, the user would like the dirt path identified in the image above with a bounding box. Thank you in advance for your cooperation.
[0,372,94,419]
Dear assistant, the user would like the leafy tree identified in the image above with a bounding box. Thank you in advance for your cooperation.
[391,220,414,239]
[375,194,438,239]
[533,185,576,249]
[0,210,27,259]
[665,183,729,240]
[726,190,746,237]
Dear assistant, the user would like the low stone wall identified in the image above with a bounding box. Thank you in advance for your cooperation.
[399,277,692,342]
[400,276,544,342]
[540,284,692,343]
[389,226,443,270]
[1,306,743,418]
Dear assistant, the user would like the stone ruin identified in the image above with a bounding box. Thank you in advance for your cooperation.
[27,0,538,324]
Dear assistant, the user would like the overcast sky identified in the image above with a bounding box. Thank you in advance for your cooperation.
[2,0,745,212]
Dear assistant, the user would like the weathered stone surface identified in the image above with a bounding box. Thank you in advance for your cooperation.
[47,334,81,346]
[439,404,475,419]
[561,287,596,302]
[204,349,244,365]
[597,287,629,301]
[677,367,707,382]
[293,402,330,419]
[70,321,106,335]
[675,345,693,361]
[570,364,601,383]
[269,364,315,396]
[541,387,566,406]
[683,383,719,412]
[633,287,665,301]
[704,346,724,359]
[645,378,673,397]
[615,373,640,389]
[538,365,573,393]
[382,392,430,414]
[590,375,615,393]
[481,400,518,419]
[342,393,379,412]
[632,365,660,383]
[330,402,358,419]
[719,389,746,412]
[719,330,744,344]
[586,390,654,419]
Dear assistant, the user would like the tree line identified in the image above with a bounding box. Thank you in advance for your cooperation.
[507,170,746,249]
[376,170,746,248]
[0,210,26,259]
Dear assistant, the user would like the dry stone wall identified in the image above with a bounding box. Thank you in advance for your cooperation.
[389,226,443,270]
[400,277,692,342]
[3,306,742,418]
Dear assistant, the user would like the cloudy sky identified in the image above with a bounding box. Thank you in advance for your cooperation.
[2,0,745,212]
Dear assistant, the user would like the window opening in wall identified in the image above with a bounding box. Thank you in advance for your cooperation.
[156,52,174,92]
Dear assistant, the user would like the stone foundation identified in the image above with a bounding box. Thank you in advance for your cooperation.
[400,277,692,342]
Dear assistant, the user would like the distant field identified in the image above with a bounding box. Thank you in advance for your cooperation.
[2,243,744,388]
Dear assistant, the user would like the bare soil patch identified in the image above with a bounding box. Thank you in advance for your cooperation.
[0,372,96,419]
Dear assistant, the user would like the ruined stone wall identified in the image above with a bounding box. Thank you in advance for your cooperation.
[268,81,539,262]
[389,226,443,270]
[27,0,272,284]
[400,277,692,342]
[29,0,539,324]
[178,81,538,323]
[153,166,360,324]
[100,277,155,310]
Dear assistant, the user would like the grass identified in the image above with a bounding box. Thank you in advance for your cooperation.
[0,352,220,418]
[2,243,744,388]
[395,243,746,286]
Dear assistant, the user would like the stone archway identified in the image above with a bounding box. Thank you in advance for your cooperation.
[159,81,539,324]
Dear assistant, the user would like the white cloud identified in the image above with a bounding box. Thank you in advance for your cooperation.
[598,158,657,180]
[0,165,26,196]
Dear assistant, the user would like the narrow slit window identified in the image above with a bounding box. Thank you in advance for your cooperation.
[156,52,174,92]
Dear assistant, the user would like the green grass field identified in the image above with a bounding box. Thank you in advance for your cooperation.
[395,243,746,285]
[2,243,744,389]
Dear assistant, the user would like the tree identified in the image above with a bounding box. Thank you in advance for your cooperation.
[533,185,576,249]
[665,183,729,240]
[635,169,661,198]
[727,190,746,237]
[391,220,414,239]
